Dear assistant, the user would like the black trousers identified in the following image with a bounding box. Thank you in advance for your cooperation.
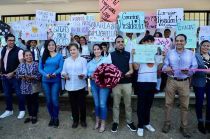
[26,93,39,117]
[68,88,86,122]
[137,82,156,128]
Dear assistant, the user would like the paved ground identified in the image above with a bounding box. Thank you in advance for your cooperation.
[0,97,209,139]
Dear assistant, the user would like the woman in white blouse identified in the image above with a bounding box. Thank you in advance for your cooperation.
[61,43,88,128]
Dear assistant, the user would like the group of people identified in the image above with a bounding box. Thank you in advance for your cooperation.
[0,29,209,138]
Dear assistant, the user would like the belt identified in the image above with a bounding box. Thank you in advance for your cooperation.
[173,77,189,81]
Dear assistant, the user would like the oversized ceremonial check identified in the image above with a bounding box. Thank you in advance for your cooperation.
[134,45,160,63]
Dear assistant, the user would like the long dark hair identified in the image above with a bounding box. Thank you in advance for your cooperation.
[42,39,57,64]
[92,44,103,58]
[79,36,87,53]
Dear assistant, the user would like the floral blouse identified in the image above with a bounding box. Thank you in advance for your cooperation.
[16,62,41,94]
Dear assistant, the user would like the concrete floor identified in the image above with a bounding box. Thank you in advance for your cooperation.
[0,98,209,139]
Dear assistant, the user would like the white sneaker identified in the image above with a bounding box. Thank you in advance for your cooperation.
[145,124,155,132]
[0,110,13,118]
[17,111,25,119]
[137,128,144,137]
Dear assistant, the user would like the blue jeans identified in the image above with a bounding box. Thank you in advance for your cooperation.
[2,76,25,111]
[42,81,60,119]
[90,80,109,120]
[193,80,210,123]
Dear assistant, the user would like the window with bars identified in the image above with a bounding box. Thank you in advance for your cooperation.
[184,11,210,26]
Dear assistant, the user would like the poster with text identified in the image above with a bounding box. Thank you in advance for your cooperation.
[145,13,157,29]
[154,38,171,53]
[118,12,145,33]
[71,15,95,35]
[99,0,120,22]
[36,10,56,24]
[134,45,161,63]
[157,8,184,29]
[176,21,199,48]
[199,26,210,43]
[89,22,116,42]
[21,20,47,40]
[51,22,71,46]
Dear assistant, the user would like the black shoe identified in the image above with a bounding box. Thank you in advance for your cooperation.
[24,118,31,123]
[205,122,210,133]
[31,117,37,124]
[81,121,87,128]
[180,127,191,138]
[111,123,118,133]
[48,119,54,127]
[72,121,79,128]
[54,119,59,128]
[198,122,206,134]
[127,122,137,132]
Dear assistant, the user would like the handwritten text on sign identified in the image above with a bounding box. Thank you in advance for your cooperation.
[157,8,183,29]
[145,13,157,29]
[99,0,120,22]
[134,45,160,63]
[89,22,116,42]
[199,26,210,43]
[118,12,145,33]
[71,15,94,35]
[36,10,56,24]
[176,21,198,48]
[52,24,71,46]
[154,38,171,53]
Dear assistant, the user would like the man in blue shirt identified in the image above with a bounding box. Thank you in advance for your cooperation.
[162,34,198,138]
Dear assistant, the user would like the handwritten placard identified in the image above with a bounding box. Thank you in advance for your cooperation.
[134,45,160,63]
[0,36,7,46]
[199,26,210,43]
[21,20,47,40]
[71,15,95,35]
[0,21,10,36]
[36,10,56,24]
[89,22,116,42]
[176,21,198,48]
[118,12,145,33]
[99,0,120,22]
[51,22,71,46]
[157,8,184,29]
[145,13,157,29]
[154,38,171,53]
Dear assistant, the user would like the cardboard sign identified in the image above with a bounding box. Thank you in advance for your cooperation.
[0,21,10,36]
[176,21,199,48]
[145,13,157,29]
[154,38,171,53]
[157,8,184,29]
[134,45,161,63]
[89,22,116,42]
[36,10,56,24]
[71,15,95,35]
[99,0,120,22]
[51,22,71,46]
[0,36,7,46]
[21,20,47,40]
[118,12,145,33]
[199,26,210,43]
